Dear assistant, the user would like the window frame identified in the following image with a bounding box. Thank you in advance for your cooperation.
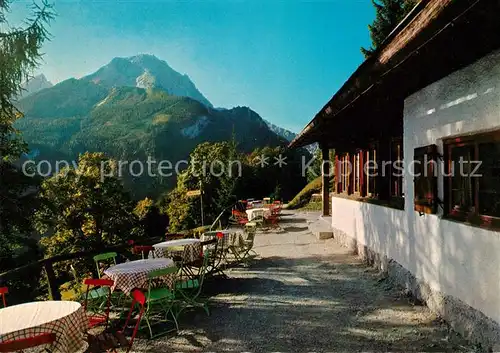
[413,144,438,215]
[443,130,500,229]
[391,138,404,198]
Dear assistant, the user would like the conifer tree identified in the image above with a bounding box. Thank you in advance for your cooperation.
[0,0,54,268]
[361,0,417,58]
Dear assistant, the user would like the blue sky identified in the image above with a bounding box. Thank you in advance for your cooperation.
[13,1,375,132]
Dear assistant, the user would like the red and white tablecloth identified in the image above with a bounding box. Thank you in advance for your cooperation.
[153,239,202,263]
[202,230,245,248]
[104,258,175,294]
[0,301,88,353]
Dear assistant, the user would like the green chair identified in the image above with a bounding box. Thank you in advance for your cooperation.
[93,252,117,278]
[92,252,128,309]
[232,230,258,266]
[141,266,179,339]
[176,250,210,316]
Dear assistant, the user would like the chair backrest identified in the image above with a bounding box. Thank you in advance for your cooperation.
[121,289,146,353]
[93,252,117,278]
[0,333,56,352]
[246,231,256,243]
[93,252,118,262]
[147,266,178,279]
[0,287,8,308]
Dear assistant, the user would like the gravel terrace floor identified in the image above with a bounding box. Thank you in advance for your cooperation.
[132,210,476,352]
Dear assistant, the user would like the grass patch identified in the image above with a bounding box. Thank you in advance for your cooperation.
[299,201,322,211]
[287,177,323,209]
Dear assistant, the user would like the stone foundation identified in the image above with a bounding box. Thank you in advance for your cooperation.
[331,226,500,351]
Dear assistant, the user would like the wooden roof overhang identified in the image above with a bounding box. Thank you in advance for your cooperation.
[289,0,500,150]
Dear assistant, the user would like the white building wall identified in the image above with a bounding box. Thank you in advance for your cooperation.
[332,49,500,325]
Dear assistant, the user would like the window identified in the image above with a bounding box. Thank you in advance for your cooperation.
[336,153,350,194]
[444,130,500,227]
[391,139,404,197]
[353,152,360,194]
[414,144,438,214]
[478,142,500,218]
[366,145,377,196]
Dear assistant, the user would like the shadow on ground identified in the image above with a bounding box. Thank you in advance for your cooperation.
[131,253,474,353]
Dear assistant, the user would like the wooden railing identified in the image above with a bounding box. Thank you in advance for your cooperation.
[0,234,185,301]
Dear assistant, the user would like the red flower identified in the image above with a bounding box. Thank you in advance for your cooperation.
[216,232,224,239]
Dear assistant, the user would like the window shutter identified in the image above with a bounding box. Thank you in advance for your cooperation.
[413,144,438,214]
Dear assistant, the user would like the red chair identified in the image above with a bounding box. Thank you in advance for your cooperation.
[231,210,249,226]
[0,287,8,308]
[132,245,154,259]
[0,333,56,352]
[120,289,146,351]
[88,289,145,353]
[265,206,281,228]
[83,278,114,329]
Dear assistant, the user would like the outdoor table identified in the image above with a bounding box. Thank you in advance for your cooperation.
[104,258,175,294]
[248,201,263,209]
[246,207,269,221]
[202,230,245,248]
[152,238,202,263]
[0,300,88,353]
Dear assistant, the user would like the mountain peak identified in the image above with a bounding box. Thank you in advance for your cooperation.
[83,54,213,108]
[19,74,53,99]
[128,53,160,61]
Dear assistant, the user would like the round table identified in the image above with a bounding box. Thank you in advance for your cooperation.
[0,301,88,353]
[246,207,269,221]
[153,239,202,263]
[202,230,245,248]
[104,258,175,294]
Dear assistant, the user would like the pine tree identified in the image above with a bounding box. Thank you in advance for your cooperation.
[361,0,417,58]
[0,1,54,270]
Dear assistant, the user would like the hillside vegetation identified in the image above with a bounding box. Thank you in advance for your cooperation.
[15,55,307,199]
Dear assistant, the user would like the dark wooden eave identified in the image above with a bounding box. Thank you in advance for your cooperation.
[289,0,500,149]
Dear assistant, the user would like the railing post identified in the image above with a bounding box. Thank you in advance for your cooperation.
[43,261,61,301]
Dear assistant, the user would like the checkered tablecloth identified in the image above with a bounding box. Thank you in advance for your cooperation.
[104,258,175,294]
[0,301,88,353]
[246,207,270,221]
[153,239,202,263]
[202,230,245,248]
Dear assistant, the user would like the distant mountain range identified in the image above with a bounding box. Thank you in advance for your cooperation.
[264,121,318,154]
[16,54,308,198]
[264,120,296,142]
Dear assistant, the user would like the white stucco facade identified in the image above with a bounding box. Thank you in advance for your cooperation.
[331,49,500,326]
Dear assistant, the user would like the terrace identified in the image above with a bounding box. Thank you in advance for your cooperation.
[127,210,475,352]
[0,209,476,352]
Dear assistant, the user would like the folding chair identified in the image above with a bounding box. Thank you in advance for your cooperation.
[232,230,258,266]
[83,278,114,329]
[0,287,8,308]
[0,333,56,353]
[229,210,249,226]
[142,266,179,338]
[264,206,281,229]
[93,252,117,278]
[87,289,145,353]
[176,250,210,316]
